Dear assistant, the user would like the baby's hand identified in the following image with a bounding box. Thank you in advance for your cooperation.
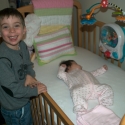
[61,64,66,68]
[103,65,108,70]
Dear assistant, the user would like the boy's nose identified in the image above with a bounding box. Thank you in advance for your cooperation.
[9,27,15,32]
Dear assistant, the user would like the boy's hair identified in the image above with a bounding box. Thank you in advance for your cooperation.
[0,8,25,27]
[59,60,75,72]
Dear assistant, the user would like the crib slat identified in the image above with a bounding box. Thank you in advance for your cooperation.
[111,58,114,64]
[83,30,86,48]
[93,26,96,54]
[33,98,39,125]
[31,99,36,124]
[118,61,121,67]
[30,100,35,123]
[44,100,50,124]
[98,27,102,57]
[71,14,74,45]
[88,27,91,51]
[57,117,61,125]
[39,95,45,125]
[36,97,41,125]
[74,0,82,47]
[50,108,54,125]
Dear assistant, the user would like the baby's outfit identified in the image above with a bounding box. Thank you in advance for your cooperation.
[57,66,113,114]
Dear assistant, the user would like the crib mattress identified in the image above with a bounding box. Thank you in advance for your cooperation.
[33,46,125,124]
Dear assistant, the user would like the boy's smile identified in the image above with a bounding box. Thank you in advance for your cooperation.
[0,16,26,50]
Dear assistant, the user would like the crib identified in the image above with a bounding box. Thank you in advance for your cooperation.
[17,0,125,125]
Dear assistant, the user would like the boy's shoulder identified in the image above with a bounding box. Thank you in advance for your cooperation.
[20,40,25,45]
[0,42,6,56]
[20,41,27,49]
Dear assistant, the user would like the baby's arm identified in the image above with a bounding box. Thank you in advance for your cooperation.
[57,65,67,83]
[91,65,108,77]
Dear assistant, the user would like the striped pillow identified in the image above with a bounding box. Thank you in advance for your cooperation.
[34,27,76,65]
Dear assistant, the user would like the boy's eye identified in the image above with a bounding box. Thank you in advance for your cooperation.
[14,24,20,28]
[2,26,8,29]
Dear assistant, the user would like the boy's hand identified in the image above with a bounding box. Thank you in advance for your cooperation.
[103,65,108,70]
[25,75,39,87]
[37,83,47,94]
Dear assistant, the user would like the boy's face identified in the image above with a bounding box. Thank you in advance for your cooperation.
[68,61,82,72]
[0,15,26,50]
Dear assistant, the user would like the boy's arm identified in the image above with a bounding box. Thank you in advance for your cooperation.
[57,66,67,83]
[91,65,107,77]
[23,41,35,77]
[0,60,38,98]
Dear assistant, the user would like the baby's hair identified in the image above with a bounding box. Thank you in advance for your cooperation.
[59,60,75,72]
[0,8,25,27]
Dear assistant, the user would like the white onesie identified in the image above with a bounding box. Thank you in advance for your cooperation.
[57,66,114,114]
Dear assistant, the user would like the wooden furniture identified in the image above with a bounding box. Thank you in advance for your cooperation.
[120,115,125,125]
[17,1,124,124]
[17,1,81,125]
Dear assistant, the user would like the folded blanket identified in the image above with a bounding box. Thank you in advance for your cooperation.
[77,105,121,125]
[31,0,73,34]
[32,0,73,9]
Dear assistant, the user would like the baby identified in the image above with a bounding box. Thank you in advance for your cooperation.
[57,60,113,114]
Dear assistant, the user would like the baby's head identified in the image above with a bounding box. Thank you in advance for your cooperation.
[59,60,82,72]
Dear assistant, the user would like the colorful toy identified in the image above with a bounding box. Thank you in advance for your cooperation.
[99,23,125,62]
[81,0,125,62]
[81,1,125,61]
[81,14,96,25]
[101,0,108,7]
[81,0,125,25]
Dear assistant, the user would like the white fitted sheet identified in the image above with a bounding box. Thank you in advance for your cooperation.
[33,46,125,124]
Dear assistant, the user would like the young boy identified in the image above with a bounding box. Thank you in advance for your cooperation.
[57,60,113,114]
[0,8,47,125]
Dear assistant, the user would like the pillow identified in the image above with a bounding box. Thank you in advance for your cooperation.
[34,27,76,66]
[24,14,41,47]
[39,25,65,35]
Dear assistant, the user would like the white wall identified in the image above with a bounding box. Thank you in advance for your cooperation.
[0,0,9,10]
[78,0,125,23]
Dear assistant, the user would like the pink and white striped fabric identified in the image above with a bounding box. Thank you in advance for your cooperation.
[31,0,73,34]
[32,0,73,9]
[34,27,75,66]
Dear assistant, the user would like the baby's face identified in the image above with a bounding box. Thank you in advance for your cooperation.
[68,62,82,72]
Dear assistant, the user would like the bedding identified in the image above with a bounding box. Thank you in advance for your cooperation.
[24,14,41,47]
[33,46,125,124]
[32,0,73,35]
[33,27,76,66]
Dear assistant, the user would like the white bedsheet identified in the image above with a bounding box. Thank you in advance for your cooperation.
[33,46,125,124]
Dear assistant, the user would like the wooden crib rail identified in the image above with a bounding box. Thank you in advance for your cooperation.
[81,21,122,68]
[120,115,125,125]
[73,0,82,47]
[30,92,74,125]
[17,4,34,17]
